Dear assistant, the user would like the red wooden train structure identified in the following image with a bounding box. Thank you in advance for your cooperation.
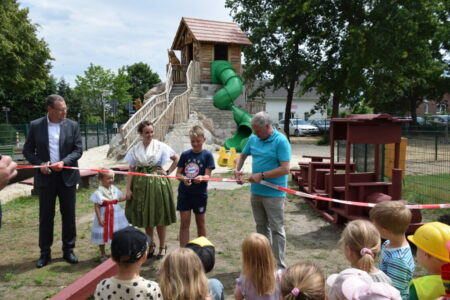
[291,114,422,233]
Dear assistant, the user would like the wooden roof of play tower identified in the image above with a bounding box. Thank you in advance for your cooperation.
[171,17,252,50]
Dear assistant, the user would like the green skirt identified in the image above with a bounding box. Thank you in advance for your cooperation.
[125,166,176,227]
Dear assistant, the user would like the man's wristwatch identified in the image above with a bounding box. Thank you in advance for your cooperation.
[261,172,265,180]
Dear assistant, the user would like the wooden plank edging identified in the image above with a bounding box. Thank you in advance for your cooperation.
[50,258,117,300]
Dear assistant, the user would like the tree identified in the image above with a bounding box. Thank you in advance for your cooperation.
[276,0,450,119]
[123,62,160,101]
[225,0,313,140]
[56,78,79,121]
[363,0,450,120]
[112,68,132,122]
[74,64,115,124]
[74,64,132,124]
[8,76,57,123]
[0,0,52,96]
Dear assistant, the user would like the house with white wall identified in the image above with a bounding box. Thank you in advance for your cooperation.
[244,80,326,122]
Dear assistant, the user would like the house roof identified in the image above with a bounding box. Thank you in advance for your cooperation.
[249,80,320,100]
[171,17,252,50]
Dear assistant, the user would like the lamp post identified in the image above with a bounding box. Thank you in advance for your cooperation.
[2,106,10,124]
[101,90,111,143]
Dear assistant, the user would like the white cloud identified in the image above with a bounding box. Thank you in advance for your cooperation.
[19,0,233,86]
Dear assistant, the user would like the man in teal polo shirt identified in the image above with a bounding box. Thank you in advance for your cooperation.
[234,111,291,269]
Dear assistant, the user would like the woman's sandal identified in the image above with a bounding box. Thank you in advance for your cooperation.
[147,242,156,260]
[156,246,167,260]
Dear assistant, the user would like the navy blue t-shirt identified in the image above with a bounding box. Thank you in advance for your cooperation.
[177,149,215,194]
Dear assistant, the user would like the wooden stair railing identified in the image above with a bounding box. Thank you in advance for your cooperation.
[120,60,200,152]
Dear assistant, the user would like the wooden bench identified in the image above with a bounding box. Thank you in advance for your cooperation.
[307,162,354,194]
[302,155,331,162]
[79,170,98,188]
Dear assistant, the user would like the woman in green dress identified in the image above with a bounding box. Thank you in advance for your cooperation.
[125,120,179,259]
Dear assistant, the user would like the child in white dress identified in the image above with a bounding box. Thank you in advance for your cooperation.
[91,170,129,261]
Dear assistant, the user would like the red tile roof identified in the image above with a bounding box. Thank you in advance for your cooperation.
[172,17,252,49]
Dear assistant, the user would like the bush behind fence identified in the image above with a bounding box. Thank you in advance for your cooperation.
[0,123,120,158]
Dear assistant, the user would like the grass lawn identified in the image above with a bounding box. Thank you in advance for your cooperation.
[0,177,445,299]
[403,173,450,205]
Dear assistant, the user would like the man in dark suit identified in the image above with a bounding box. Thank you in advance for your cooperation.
[23,94,83,268]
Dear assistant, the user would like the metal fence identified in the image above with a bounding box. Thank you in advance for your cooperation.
[0,123,120,160]
[337,129,450,204]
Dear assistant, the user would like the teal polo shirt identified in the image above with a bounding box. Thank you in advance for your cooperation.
[242,129,291,197]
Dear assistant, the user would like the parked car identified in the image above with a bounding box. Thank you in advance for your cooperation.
[277,119,319,136]
[310,120,330,132]
[394,116,425,125]
[428,115,450,126]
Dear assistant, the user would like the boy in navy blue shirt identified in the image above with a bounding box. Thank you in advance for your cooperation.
[176,126,215,246]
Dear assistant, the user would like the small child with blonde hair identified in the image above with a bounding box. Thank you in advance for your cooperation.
[370,200,414,299]
[280,262,326,300]
[338,219,391,284]
[234,233,281,299]
[90,170,129,261]
[159,247,211,300]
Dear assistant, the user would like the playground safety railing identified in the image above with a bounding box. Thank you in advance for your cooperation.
[153,60,195,141]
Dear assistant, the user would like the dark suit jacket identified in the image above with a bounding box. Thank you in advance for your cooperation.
[23,116,83,187]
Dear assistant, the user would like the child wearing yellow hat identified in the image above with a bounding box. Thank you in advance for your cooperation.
[407,222,450,300]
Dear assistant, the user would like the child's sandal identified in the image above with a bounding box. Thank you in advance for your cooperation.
[156,246,167,260]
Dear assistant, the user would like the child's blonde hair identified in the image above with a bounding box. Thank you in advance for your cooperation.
[241,233,277,296]
[340,220,381,273]
[159,248,209,300]
[98,169,114,180]
[189,125,205,138]
[369,201,412,235]
[280,262,325,300]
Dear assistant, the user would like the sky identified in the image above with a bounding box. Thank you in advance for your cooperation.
[19,0,234,87]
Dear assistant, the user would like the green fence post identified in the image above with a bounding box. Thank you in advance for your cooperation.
[24,124,29,139]
[364,144,368,172]
[106,124,110,144]
[336,140,340,161]
[96,123,100,147]
[435,135,438,161]
[84,124,88,151]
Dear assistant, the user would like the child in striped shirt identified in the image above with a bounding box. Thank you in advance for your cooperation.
[370,201,414,300]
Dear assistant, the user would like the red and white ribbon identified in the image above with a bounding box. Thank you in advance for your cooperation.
[17,164,450,210]
[17,165,240,182]
[259,180,450,210]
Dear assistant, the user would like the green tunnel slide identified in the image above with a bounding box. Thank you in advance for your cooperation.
[211,60,253,152]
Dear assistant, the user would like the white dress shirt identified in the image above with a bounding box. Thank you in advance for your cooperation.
[47,115,62,163]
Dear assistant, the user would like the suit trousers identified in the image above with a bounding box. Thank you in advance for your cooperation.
[250,193,286,269]
[39,172,77,256]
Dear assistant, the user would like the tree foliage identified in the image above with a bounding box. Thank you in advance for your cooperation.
[0,0,52,95]
[122,62,160,101]
[226,0,450,120]
[74,64,132,124]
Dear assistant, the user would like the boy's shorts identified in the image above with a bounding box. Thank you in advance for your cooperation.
[177,192,208,214]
